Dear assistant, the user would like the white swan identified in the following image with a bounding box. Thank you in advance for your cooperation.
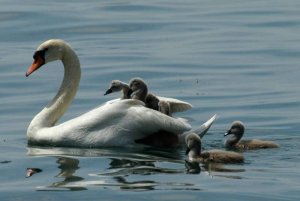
[25,39,216,148]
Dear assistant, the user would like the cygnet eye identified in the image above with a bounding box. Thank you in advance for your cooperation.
[130,81,138,88]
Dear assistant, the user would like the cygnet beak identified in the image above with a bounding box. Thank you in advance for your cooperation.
[127,88,133,97]
[224,129,232,136]
[185,147,191,155]
[104,88,113,95]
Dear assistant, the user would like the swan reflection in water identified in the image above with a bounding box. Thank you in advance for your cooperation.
[36,157,86,191]
[185,160,245,176]
[54,157,87,191]
[27,147,245,191]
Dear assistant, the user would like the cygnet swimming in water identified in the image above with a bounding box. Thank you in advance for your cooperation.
[104,80,132,99]
[129,77,192,115]
[224,121,280,150]
[186,133,244,164]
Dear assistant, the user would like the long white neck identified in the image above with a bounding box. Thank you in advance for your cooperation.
[27,47,81,137]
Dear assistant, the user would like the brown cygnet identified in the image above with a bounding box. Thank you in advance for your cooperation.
[224,121,279,150]
[186,133,244,164]
[104,80,131,99]
[129,77,192,116]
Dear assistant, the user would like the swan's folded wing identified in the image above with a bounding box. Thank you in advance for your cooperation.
[125,103,192,136]
[157,96,192,113]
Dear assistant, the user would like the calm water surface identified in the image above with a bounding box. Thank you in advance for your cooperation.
[1,0,300,200]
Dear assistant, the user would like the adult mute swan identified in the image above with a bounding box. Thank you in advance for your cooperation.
[25,39,216,148]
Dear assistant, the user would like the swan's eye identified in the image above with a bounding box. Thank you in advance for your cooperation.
[33,49,47,60]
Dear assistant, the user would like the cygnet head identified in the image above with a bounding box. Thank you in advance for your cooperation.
[104,80,132,99]
[129,77,148,101]
[224,121,245,139]
[105,80,124,94]
[185,133,201,158]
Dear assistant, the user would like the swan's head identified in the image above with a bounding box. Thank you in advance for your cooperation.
[224,121,245,138]
[185,133,201,157]
[26,39,70,77]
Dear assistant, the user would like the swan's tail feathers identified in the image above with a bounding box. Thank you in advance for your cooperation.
[195,114,218,138]
[179,114,218,146]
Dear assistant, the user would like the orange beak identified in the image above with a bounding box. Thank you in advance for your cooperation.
[25,55,45,77]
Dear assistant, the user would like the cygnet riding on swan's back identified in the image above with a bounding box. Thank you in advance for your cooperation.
[129,77,192,115]
[224,121,279,150]
[104,80,131,99]
[158,100,171,116]
[25,39,217,148]
[129,77,160,111]
[103,79,170,115]
[186,133,244,164]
